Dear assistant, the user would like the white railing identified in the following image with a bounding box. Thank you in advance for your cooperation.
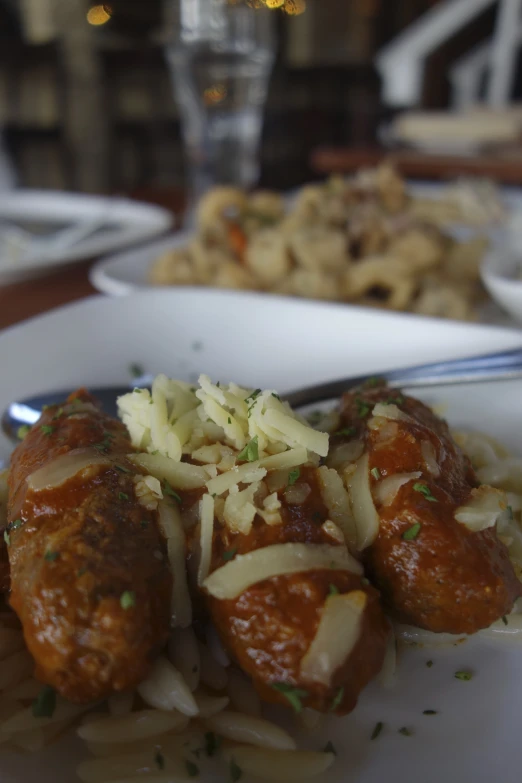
[376,0,522,107]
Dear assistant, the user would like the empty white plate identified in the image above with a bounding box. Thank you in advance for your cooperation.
[0,190,173,284]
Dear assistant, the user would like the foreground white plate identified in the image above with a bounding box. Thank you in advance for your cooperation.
[0,290,522,783]
[0,190,173,284]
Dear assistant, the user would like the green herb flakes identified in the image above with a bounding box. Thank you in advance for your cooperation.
[115,464,131,473]
[271,682,308,713]
[328,584,339,596]
[398,727,413,736]
[118,492,129,501]
[222,548,237,562]
[185,759,199,777]
[371,467,381,480]
[44,551,59,562]
[120,591,136,610]
[205,731,221,757]
[323,740,337,755]
[155,750,165,770]
[337,426,356,437]
[8,519,22,532]
[402,522,421,541]
[502,615,508,626]
[140,520,149,529]
[163,480,181,503]
[330,686,344,712]
[356,397,370,418]
[32,685,56,718]
[237,436,259,462]
[230,758,242,782]
[426,660,434,668]
[371,721,383,740]
[3,531,9,546]
[129,362,144,378]
[455,670,472,681]
[413,483,437,502]
[17,424,30,440]
[288,468,300,486]
[41,425,54,436]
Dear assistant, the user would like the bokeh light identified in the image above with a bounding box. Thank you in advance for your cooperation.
[86,5,112,26]
[203,84,228,105]
[282,0,306,15]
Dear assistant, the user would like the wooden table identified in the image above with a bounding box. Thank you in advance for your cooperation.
[310,146,522,184]
[0,188,184,331]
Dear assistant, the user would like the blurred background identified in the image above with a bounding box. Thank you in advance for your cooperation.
[2,0,521,194]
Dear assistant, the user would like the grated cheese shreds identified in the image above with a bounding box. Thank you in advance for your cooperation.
[203,543,363,600]
[300,591,367,686]
[198,494,215,585]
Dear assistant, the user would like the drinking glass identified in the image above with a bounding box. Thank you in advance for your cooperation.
[165,0,276,221]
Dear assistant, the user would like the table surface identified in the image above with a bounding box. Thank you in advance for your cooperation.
[0,188,184,331]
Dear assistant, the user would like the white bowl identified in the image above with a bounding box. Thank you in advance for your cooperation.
[481,239,522,323]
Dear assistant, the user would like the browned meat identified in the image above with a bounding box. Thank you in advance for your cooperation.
[339,385,521,634]
[6,390,171,703]
[199,467,389,715]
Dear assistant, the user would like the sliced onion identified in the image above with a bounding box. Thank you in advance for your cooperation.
[421,440,440,476]
[371,402,413,423]
[158,501,192,628]
[326,440,364,469]
[27,448,111,492]
[317,466,357,549]
[345,452,380,550]
[197,494,215,585]
[374,472,421,507]
[454,485,507,532]
[300,590,367,686]
[203,543,362,600]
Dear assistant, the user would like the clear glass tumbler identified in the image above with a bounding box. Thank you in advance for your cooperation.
[165,0,275,218]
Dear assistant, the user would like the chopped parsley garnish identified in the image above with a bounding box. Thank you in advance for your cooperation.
[41,425,54,436]
[17,424,30,440]
[423,709,437,715]
[328,584,339,596]
[245,389,262,403]
[371,721,383,740]
[271,392,281,400]
[228,417,231,424]
[386,395,404,406]
[204,731,221,757]
[355,397,370,418]
[426,660,434,668]
[455,670,472,681]
[155,750,165,770]
[93,435,112,453]
[118,492,129,501]
[398,727,413,736]
[288,468,300,486]
[323,740,337,755]
[371,467,381,480]
[44,551,59,562]
[364,376,383,388]
[307,410,324,426]
[120,591,136,610]
[163,481,181,503]
[129,362,144,378]
[7,518,22,532]
[337,426,356,437]
[502,615,508,626]
[402,522,421,541]
[271,682,308,713]
[185,759,199,777]
[237,436,259,462]
[140,520,149,529]
[115,464,131,473]
[222,548,237,562]
[32,685,56,718]
[230,758,242,782]
[413,483,437,502]
[330,686,344,711]
[3,531,9,546]
[52,407,64,420]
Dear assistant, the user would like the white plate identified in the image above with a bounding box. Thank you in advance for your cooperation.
[1,290,522,783]
[0,190,173,284]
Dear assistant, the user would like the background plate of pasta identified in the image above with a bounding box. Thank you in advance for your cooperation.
[90,166,522,326]
[0,288,522,783]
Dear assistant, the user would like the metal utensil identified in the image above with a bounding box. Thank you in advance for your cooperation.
[2,346,522,443]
